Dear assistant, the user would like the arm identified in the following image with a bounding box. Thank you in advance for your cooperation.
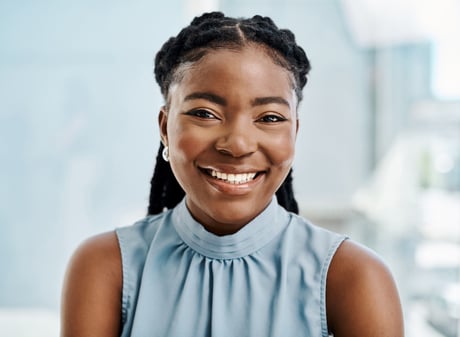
[326,240,404,337]
[60,231,122,337]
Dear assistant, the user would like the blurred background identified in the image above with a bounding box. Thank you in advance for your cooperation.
[0,0,459,336]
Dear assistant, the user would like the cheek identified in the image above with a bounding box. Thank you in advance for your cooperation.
[169,125,206,163]
[168,128,203,191]
[266,129,297,167]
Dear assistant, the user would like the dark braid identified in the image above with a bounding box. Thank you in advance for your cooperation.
[275,169,299,214]
[148,142,185,214]
[154,12,310,102]
[148,12,311,215]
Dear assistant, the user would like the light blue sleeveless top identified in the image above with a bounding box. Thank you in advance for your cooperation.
[116,198,346,337]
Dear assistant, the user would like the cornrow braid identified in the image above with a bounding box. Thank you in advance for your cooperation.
[148,11,311,216]
[148,142,185,214]
[154,11,311,102]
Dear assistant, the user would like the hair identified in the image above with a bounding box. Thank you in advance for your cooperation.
[148,11,311,216]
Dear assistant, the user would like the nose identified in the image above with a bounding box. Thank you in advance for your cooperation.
[215,120,257,158]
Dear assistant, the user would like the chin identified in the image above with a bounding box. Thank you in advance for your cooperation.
[206,205,263,233]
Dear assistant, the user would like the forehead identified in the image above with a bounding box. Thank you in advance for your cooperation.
[168,46,296,105]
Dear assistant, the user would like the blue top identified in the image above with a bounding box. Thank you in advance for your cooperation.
[116,197,347,337]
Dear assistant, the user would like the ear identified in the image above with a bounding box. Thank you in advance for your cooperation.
[158,107,168,146]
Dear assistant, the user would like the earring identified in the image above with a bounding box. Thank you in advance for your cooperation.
[162,145,169,162]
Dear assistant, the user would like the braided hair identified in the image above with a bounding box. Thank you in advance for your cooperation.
[148,12,311,215]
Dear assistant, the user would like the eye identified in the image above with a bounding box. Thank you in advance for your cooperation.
[186,109,218,119]
[257,114,287,123]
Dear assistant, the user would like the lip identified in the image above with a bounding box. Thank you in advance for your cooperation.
[200,164,265,175]
[198,165,265,195]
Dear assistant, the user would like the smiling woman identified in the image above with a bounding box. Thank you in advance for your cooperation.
[161,46,298,235]
[60,12,404,337]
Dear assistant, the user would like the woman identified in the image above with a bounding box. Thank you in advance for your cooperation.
[61,12,404,337]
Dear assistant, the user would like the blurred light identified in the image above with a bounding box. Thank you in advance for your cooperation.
[340,0,460,99]
[340,0,460,47]
[415,241,460,268]
[434,153,454,173]
[432,41,460,99]
[0,309,59,337]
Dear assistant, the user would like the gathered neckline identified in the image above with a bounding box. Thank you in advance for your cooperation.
[171,197,290,260]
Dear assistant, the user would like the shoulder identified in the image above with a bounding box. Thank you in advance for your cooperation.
[326,240,404,336]
[61,231,122,337]
[65,231,122,284]
[286,211,343,241]
[284,212,346,259]
[116,212,173,254]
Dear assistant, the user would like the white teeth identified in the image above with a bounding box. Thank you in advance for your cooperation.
[210,170,257,184]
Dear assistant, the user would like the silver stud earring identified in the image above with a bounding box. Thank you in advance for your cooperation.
[162,145,169,162]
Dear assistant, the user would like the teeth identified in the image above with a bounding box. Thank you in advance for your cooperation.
[210,170,257,184]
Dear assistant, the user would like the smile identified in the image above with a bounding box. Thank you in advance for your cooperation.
[206,169,259,184]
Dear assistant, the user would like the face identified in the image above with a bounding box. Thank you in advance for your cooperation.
[159,45,298,235]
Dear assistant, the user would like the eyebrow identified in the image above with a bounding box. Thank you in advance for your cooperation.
[184,92,227,106]
[251,96,290,108]
[183,92,290,108]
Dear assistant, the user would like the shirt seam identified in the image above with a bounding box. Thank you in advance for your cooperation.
[320,235,348,337]
[115,228,129,325]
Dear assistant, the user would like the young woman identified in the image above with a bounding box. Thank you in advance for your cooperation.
[61,12,404,337]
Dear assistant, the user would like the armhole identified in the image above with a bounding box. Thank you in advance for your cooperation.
[115,228,130,325]
[114,216,161,333]
[320,235,348,337]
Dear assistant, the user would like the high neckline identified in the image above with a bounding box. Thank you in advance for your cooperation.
[171,197,290,259]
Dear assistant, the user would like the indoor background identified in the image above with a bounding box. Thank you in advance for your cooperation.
[1,0,459,336]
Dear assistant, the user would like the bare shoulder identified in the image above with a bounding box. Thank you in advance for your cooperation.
[326,240,404,337]
[61,231,122,337]
[65,231,121,277]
